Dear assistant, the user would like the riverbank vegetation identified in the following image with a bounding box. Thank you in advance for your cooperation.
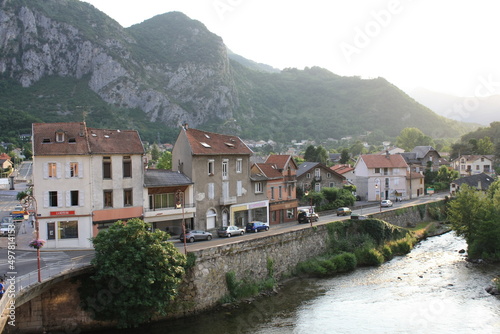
[295,219,416,277]
[447,180,500,262]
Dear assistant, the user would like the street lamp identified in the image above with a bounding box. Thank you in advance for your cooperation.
[22,195,41,283]
[304,190,313,227]
[176,189,187,255]
[375,183,381,212]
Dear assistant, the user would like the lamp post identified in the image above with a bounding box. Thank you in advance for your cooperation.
[176,190,187,255]
[375,183,381,212]
[304,190,313,227]
[22,195,41,283]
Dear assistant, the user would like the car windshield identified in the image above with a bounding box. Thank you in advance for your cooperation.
[220,226,229,231]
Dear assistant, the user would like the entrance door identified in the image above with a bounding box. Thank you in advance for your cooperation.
[222,210,229,227]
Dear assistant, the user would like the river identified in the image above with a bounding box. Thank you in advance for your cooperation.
[101,232,500,334]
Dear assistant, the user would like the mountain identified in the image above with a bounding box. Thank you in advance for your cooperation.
[0,0,475,145]
[409,87,500,126]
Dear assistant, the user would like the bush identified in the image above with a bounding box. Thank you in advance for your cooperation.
[381,245,393,261]
[355,247,384,266]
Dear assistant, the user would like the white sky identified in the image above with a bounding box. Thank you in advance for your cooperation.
[82,0,500,97]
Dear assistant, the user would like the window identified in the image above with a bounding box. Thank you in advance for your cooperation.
[287,208,295,219]
[329,182,335,187]
[104,190,113,208]
[278,186,282,199]
[124,189,133,206]
[56,131,65,143]
[385,178,389,188]
[123,156,132,178]
[152,193,175,209]
[375,168,380,174]
[306,173,311,179]
[208,183,215,199]
[383,168,389,175]
[49,191,58,207]
[476,165,480,171]
[237,181,242,196]
[327,173,331,178]
[314,183,321,192]
[48,163,57,178]
[58,221,78,239]
[270,187,274,200]
[208,159,214,176]
[236,159,242,173]
[288,184,292,197]
[70,162,79,178]
[70,190,79,206]
[222,160,228,180]
[255,182,263,193]
[315,168,321,177]
[47,222,55,240]
[103,157,112,179]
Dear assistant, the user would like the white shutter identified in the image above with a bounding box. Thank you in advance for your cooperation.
[43,192,49,208]
[65,162,70,178]
[208,183,214,200]
[43,163,48,179]
[79,162,84,178]
[57,191,63,207]
[66,191,71,207]
[237,181,242,196]
[79,191,84,207]
[56,162,62,179]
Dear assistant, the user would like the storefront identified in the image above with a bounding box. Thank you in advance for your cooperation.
[230,200,269,227]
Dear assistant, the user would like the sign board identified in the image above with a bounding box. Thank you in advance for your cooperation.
[426,188,435,194]
[50,211,75,216]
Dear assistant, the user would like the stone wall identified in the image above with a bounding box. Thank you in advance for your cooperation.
[5,201,443,333]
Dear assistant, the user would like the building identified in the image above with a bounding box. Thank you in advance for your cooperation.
[354,153,410,201]
[330,164,356,186]
[451,155,495,177]
[172,125,269,231]
[296,162,345,193]
[450,172,495,194]
[31,122,145,248]
[142,169,195,236]
[251,155,298,225]
[400,146,443,172]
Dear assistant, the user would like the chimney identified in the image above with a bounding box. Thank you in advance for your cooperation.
[182,122,189,130]
[385,150,390,159]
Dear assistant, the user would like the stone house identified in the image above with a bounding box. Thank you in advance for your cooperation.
[400,146,443,172]
[296,162,345,193]
[251,155,298,225]
[172,126,268,231]
[450,172,495,195]
[450,155,495,177]
[32,122,145,249]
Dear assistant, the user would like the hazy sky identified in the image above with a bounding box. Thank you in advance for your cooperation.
[82,0,500,97]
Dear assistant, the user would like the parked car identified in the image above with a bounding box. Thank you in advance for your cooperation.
[351,214,368,220]
[0,219,13,236]
[245,221,269,233]
[336,207,352,216]
[217,225,245,237]
[179,230,213,243]
[380,200,393,207]
[297,208,319,223]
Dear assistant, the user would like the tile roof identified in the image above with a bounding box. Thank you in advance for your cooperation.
[265,154,297,170]
[32,122,144,156]
[406,171,425,179]
[253,163,283,179]
[184,128,253,155]
[330,164,354,174]
[144,169,193,187]
[452,173,495,190]
[359,154,408,168]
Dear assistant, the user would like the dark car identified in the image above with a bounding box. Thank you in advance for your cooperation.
[179,230,213,243]
[297,208,319,223]
[217,225,245,237]
[336,207,352,216]
[245,221,269,233]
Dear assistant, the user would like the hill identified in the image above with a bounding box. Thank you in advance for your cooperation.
[0,0,475,146]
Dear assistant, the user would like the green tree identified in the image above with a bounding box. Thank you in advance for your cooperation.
[315,146,328,164]
[476,136,494,155]
[156,150,172,169]
[339,148,350,164]
[304,145,316,161]
[150,143,161,162]
[396,128,434,152]
[80,219,186,328]
[436,165,459,183]
[349,140,365,156]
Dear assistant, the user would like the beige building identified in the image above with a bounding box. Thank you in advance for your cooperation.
[32,122,144,249]
[172,126,268,231]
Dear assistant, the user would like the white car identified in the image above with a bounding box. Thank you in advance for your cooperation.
[380,200,393,207]
[217,225,245,237]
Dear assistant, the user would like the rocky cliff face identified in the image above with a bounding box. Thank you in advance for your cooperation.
[0,1,236,127]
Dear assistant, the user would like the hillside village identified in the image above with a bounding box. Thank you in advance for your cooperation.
[1,122,497,250]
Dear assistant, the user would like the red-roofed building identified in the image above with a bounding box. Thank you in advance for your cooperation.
[32,122,145,249]
[251,155,298,225]
[172,125,268,231]
[354,153,412,201]
[330,164,356,185]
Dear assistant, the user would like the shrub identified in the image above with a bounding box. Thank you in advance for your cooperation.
[355,246,384,266]
[381,245,393,261]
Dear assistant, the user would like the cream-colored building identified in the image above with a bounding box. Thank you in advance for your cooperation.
[32,122,144,249]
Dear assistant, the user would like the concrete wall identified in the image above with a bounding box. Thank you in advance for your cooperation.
[5,202,441,333]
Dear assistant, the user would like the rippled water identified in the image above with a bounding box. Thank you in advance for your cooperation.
[99,232,500,334]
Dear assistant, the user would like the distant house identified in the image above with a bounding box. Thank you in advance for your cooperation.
[327,153,342,164]
[0,153,13,170]
[172,125,269,231]
[354,153,412,201]
[450,173,495,194]
[450,155,495,177]
[251,155,298,225]
[400,146,443,172]
[330,164,356,186]
[297,162,345,193]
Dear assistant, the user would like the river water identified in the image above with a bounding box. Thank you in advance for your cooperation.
[104,232,500,334]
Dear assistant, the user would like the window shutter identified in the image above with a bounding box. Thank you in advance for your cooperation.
[43,163,48,179]
[65,162,70,178]
[58,191,63,207]
[66,191,71,207]
[208,183,214,200]
[79,162,84,178]
[80,191,84,207]
[43,192,49,208]
[56,162,62,179]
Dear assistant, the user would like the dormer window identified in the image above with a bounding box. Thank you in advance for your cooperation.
[42,138,51,143]
[56,131,65,143]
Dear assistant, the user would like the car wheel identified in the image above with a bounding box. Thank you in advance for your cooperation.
[227,233,231,238]
[207,235,212,241]
[265,226,269,231]
[254,229,258,233]
[189,237,195,243]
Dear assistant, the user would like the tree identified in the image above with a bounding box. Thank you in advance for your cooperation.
[150,143,161,162]
[436,165,459,183]
[80,219,186,328]
[396,128,434,152]
[304,145,316,161]
[339,148,350,164]
[476,136,494,155]
[315,146,328,164]
[156,150,172,169]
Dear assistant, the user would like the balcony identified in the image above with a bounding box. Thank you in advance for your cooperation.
[220,196,237,205]
[314,175,322,182]
[144,203,196,218]
[284,175,297,183]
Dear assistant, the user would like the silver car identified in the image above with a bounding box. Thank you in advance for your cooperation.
[217,225,245,237]
[179,230,213,243]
